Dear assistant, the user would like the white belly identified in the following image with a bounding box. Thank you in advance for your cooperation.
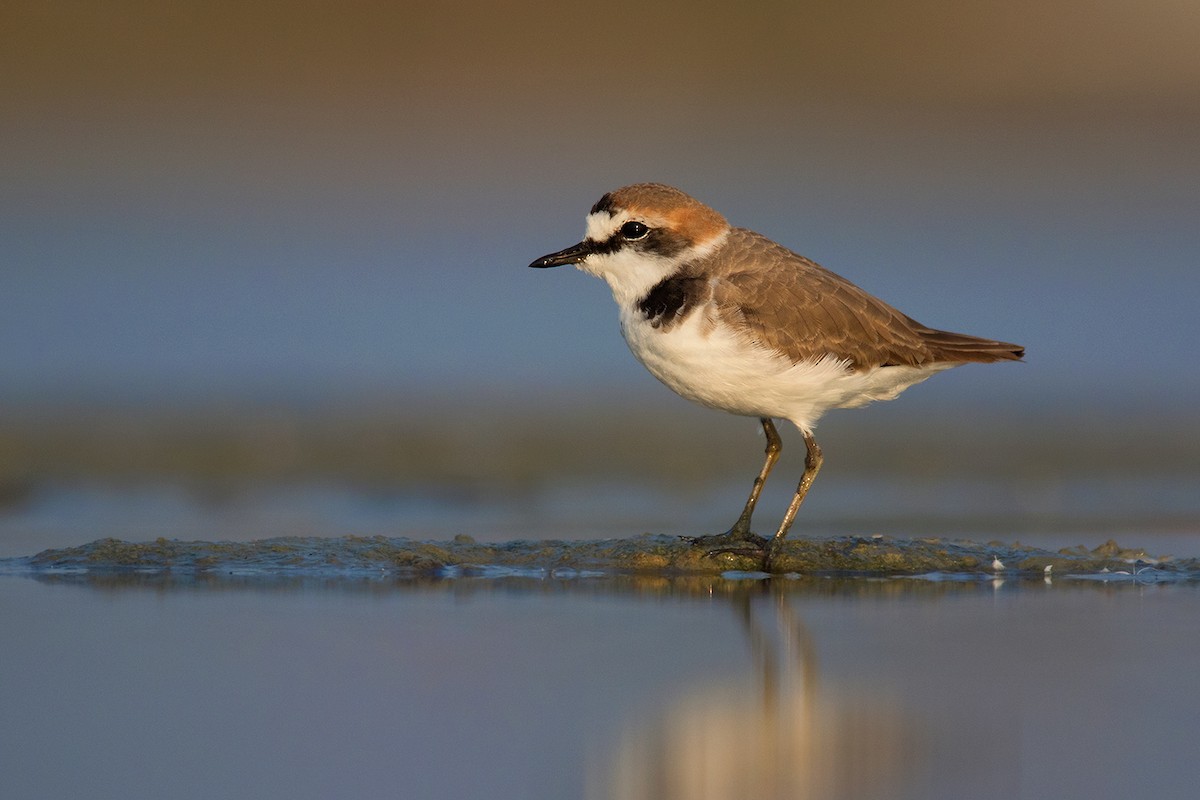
[618,305,950,432]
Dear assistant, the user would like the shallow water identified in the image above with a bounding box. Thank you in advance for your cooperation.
[3,458,1199,800]
[3,475,1198,561]
[3,567,1200,800]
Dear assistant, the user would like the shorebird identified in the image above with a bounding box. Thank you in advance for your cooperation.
[530,183,1023,569]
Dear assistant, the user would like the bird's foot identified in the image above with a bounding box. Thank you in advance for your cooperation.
[684,529,771,566]
[761,538,785,572]
[683,528,767,551]
[683,530,788,572]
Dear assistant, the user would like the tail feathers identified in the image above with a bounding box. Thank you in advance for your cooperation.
[923,329,1025,364]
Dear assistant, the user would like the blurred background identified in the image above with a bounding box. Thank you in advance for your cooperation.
[2,0,1198,556]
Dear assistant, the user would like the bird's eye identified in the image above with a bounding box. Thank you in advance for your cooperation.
[620,221,649,240]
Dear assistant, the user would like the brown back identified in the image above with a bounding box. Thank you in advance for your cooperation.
[703,228,1024,370]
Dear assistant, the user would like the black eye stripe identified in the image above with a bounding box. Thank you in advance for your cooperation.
[586,235,623,256]
[583,221,689,259]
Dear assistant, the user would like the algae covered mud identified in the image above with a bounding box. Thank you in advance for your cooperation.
[4,532,1195,583]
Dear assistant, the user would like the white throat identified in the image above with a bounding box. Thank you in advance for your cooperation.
[578,249,677,309]
[576,212,729,309]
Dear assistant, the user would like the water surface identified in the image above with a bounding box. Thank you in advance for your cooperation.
[3,569,1198,800]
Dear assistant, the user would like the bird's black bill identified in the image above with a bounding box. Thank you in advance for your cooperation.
[529,241,591,269]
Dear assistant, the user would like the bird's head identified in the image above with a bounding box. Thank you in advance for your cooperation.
[529,183,730,306]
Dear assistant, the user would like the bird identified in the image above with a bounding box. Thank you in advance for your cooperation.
[529,183,1023,569]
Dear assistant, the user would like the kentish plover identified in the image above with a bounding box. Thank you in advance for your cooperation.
[530,183,1023,569]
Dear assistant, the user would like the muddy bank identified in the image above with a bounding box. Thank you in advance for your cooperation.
[6,534,1193,581]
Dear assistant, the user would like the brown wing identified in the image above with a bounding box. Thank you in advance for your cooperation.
[707,229,1024,369]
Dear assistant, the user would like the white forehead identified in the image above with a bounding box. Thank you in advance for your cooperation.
[584,209,630,242]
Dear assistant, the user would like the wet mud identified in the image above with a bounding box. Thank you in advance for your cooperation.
[4,534,1195,583]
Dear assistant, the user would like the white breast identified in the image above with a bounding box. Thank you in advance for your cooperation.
[617,302,951,433]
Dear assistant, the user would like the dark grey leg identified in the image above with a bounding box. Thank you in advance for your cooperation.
[763,430,823,571]
[687,418,780,548]
[726,418,782,538]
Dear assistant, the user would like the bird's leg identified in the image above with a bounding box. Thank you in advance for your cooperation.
[686,418,780,550]
[763,431,823,571]
[726,418,783,541]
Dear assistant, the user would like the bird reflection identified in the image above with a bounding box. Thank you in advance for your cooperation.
[590,583,922,800]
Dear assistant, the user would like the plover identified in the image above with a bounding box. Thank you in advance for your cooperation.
[530,183,1023,568]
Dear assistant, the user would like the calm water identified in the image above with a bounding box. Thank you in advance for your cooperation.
[3,571,1199,800]
[3,473,1199,561]
[3,466,1199,800]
